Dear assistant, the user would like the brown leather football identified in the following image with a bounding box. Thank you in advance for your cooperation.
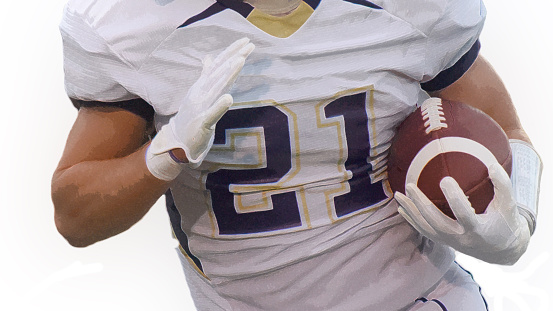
[388,98,512,219]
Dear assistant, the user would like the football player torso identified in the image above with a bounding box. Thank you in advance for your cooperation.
[61,0,485,309]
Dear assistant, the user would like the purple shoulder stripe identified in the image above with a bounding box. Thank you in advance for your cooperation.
[178,2,228,28]
[343,0,382,9]
[216,0,254,18]
[421,40,481,92]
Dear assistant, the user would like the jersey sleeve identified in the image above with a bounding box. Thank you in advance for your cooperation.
[421,40,480,92]
[421,0,486,89]
[71,98,155,123]
[59,3,142,103]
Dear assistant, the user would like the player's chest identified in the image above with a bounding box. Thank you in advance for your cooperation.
[139,1,426,116]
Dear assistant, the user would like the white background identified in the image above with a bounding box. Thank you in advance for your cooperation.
[0,0,551,310]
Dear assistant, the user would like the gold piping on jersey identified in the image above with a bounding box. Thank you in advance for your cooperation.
[209,128,274,214]
[172,228,210,280]
[210,130,266,170]
[365,86,394,199]
[315,87,370,221]
[298,188,313,229]
[246,1,314,38]
[225,100,302,193]
[204,99,303,237]
[235,193,271,213]
[367,89,379,158]
[201,88,395,236]
[365,87,394,211]
[178,244,210,280]
[315,89,354,222]
[314,86,392,222]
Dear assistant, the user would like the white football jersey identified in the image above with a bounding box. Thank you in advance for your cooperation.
[60,0,485,309]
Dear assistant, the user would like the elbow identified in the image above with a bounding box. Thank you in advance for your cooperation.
[52,185,97,248]
[52,176,96,247]
[54,215,94,248]
[54,210,97,248]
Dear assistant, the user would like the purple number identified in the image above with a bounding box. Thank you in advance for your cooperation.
[206,106,301,235]
[324,92,388,217]
[206,92,388,235]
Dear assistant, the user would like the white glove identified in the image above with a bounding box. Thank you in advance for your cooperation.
[146,38,255,180]
[395,163,531,265]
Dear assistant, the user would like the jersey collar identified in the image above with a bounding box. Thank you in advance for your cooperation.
[216,0,321,18]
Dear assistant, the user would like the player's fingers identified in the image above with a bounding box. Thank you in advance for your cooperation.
[209,57,246,96]
[203,94,233,127]
[238,42,255,59]
[200,42,254,101]
[440,177,478,229]
[395,191,439,237]
[214,42,254,77]
[405,184,457,234]
[202,54,214,73]
[398,206,429,236]
[488,163,515,211]
[212,37,251,69]
[192,56,243,107]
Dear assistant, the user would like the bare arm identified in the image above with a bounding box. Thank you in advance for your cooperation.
[430,54,531,144]
[52,39,255,247]
[52,105,170,247]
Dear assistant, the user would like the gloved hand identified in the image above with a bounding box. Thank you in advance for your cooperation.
[146,38,255,180]
[395,163,531,265]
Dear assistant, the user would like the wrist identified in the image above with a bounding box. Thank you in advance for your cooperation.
[169,149,188,163]
[509,139,542,235]
[496,217,531,265]
[145,145,184,181]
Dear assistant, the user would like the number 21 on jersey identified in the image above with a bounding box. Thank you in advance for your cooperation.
[204,86,392,237]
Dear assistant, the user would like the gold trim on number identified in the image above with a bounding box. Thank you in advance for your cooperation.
[204,99,305,236]
[315,86,376,222]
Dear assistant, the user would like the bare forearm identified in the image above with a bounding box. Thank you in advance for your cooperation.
[52,144,169,247]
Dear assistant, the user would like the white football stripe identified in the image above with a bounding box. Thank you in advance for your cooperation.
[405,137,499,187]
